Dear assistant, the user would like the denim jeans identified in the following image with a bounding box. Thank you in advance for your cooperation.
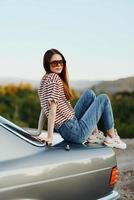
[56,89,114,143]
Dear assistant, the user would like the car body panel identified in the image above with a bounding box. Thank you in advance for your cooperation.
[0,116,120,200]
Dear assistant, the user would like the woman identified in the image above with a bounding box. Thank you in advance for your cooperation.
[37,48,126,149]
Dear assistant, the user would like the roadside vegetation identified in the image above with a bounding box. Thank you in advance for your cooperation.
[0,83,133,138]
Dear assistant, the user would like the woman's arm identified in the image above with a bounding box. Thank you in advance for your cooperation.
[37,102,57,144]
[37,108,46,135]
[29,109,46,137]
[47,101,57,144]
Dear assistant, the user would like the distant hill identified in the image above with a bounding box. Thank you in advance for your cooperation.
[70,80,101,92]
[93,76,134,94]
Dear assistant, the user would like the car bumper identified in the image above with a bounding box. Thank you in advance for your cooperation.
[98,190,120,200]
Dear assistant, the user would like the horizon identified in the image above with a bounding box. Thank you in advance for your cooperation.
[0,75,133,83]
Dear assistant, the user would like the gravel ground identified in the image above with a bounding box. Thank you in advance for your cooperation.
[114,139,134,200]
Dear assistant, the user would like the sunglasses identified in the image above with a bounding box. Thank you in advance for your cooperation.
[50,60,64,68]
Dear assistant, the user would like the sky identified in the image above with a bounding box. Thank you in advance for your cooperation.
[0,0,134,81]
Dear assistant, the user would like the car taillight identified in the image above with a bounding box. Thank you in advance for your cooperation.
[109,166,119,186]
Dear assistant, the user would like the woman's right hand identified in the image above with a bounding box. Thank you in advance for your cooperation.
[45,137,53,145]
[37,134,53,145]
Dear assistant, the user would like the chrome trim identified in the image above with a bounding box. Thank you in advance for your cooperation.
[98,190,120,200]
[0,123,45,147]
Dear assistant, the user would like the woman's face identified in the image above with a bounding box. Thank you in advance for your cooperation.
[49,54,64,74]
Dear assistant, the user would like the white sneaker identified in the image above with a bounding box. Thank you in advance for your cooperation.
[88,131,105,144]
[104,129,127,150]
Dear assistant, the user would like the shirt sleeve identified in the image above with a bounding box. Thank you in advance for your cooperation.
[47,81,59,106]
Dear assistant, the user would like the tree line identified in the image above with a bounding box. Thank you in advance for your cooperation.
[0,83,133,138]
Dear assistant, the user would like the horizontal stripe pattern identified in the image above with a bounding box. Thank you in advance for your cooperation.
[38,73,75,126]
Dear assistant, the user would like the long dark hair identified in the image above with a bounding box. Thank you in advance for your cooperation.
[43,49,72,100]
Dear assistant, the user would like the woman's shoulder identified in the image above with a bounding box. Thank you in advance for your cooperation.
[45,73,60,83]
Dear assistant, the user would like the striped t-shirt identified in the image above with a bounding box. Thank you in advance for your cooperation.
[38,73,75,126]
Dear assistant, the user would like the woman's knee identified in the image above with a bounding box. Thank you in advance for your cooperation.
[97,93,110,103]
[85,89,96,100]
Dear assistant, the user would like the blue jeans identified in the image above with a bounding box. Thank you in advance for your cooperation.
[56,89,114,143]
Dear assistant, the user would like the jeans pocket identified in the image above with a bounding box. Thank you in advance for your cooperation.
[59,124,71,141]
[65,121,73,130]
[65,118,78,130]
[58,118,84,143]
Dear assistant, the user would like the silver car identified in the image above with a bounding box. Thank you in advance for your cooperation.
[0,116,120,200]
